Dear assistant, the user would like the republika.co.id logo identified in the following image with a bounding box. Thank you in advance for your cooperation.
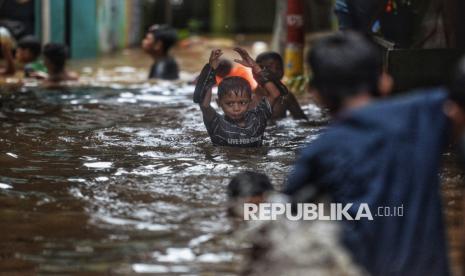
[243,203,404,221]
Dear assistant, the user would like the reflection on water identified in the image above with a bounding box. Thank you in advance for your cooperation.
[0,82,323,274]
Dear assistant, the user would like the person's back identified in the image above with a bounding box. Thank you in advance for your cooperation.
[284,31,451,276]
[148,55,178,80]
[142,24,179,80]
[286,90,450,276]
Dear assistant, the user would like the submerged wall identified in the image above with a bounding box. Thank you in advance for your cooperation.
[35,0,142,59]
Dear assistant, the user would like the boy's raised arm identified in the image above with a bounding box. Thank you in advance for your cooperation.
[200,87,215,122]
[233,47,284,107]
[194,49,222,122]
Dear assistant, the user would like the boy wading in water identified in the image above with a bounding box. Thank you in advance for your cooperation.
[194,48,284,147]
[254,51,308,121]
[141,24,179,80]
[42,43,78,86]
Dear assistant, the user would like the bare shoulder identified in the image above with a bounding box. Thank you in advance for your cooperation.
[66,71,79,81]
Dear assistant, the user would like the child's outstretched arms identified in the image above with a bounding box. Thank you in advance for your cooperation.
[233,47,284,107]
[194,49,222,122]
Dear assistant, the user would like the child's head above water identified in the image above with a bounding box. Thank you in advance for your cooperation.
[308,31,390,114]
[228,171,273,201]
[216,59,233,78]
[16,35,41,63]
[217,76,252,121]
[43,43,67,73]
[256,51,284,80]
[142,24,177,56]
[227,171,274,217]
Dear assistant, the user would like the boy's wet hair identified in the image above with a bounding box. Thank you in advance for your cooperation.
[17,35,42,59]
[43,43,67,71]
[448,57,465,109]
[149,24,178,53]
[256,51,283,68]
[218,76,252,100]
[227,171,273,199]
[216,59,233,78]
[308,31,382,112]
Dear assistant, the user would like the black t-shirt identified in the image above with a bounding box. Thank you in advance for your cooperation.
[204,99,272,147]
[148,56,179,80]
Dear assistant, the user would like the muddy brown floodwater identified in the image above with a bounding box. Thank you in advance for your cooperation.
[0,43,463,275]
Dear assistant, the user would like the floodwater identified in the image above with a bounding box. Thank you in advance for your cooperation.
[0,65,323,274]
[0,46,463,275]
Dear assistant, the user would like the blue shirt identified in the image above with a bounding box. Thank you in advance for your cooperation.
[285,90,450,276]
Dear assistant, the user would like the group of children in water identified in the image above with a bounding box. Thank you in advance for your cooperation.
[0,24,181,84]
[2,21,465,275]
[1,23,308,137]
[1,24,307,128]
[194,47,288,146]
[0,30,77,85]
[142,24,308,134]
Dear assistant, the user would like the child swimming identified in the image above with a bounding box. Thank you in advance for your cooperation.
[194,47,283,147]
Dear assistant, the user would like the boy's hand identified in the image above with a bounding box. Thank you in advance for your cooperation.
[209,49,223,70]
[234,47,282,106]
[233,47,261,73]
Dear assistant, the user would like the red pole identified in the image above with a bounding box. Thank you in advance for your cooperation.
[284,0,304,78]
